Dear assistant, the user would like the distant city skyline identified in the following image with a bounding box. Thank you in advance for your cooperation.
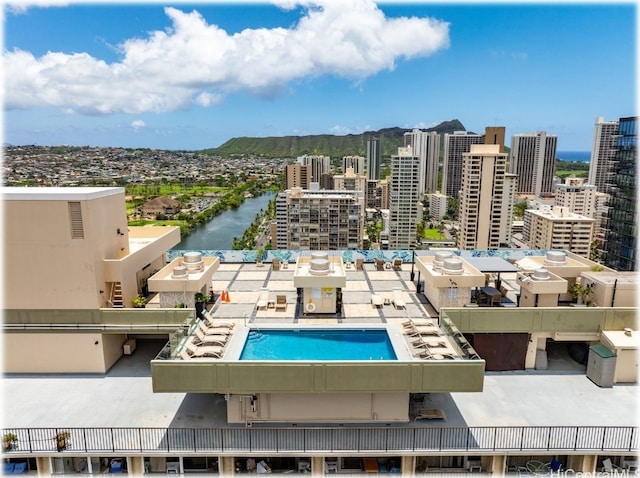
[3,1,636,151]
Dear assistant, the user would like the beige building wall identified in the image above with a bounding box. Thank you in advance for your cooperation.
[4,188,128,309]
[4,332,127,373]
[227,392,409,424]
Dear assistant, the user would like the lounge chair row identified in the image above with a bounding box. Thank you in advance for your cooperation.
[180,316,235,360]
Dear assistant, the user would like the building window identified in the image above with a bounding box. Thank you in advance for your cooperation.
[68,201,84,239]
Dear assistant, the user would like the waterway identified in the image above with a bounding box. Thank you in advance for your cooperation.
[174,192,275,250]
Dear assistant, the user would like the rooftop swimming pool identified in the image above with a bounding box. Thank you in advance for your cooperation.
[240,328,397,361]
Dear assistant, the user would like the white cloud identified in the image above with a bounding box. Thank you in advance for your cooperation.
[131,120,145,131]
[329,124,372,135]
[4,0,449,115]
[4,0,70,15]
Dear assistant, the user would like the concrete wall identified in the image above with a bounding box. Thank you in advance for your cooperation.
[227,392,409,423]
[4,332,126,373]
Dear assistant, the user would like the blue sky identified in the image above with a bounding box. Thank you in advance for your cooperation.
[3,1,637,151]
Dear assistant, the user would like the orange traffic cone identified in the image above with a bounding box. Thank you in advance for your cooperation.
[221,290,228,302]
[226,290,231,302]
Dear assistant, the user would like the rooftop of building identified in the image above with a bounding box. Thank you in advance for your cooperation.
[4,258,637,430]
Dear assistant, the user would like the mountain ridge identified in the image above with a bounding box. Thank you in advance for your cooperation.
[202,119,466,158]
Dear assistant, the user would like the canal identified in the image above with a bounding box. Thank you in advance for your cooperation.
[174,192,276,250]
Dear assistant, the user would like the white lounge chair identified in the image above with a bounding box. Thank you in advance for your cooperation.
[191,328,228,347]
[402,319,436,328]
[392,287,406,309]
[184,341,224,358]
[275,295,287,311]
[256,288,270,311]
[371,294,384,308]
[197,320,232,336]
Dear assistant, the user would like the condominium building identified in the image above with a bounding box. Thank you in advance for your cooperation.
[342,155,365,175]
[274,187,364,250]
[388,147,422,249]
[523,205,595,256]
[588,116,619,194]
[603,116,638,271]
[509,131,558,197]
[366,137,381,180]
[404,129,440,195]
[332,167,366,192]
[442,131,483,198]
[2,186,638,476]
[554,177,598,218]
[284,162,311,189]
[457,145,512,250]
[297,154,330,184]
[428,192,448,220]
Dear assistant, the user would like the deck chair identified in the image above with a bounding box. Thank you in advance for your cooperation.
[184,340,224,358]
[402,319,436,328]
[201,312,235,329]
[393,258,403,271]
[414,349,433,359]
[256,288,270,310]
[197,320,232,336]
[375,258,385,271]
[275,295,287,311]
[406,325,442,337]
[272,258,281,271]
[355,258,364,270]
[371,294,384,308]
[392,287,406,309]
[191,328,228,347]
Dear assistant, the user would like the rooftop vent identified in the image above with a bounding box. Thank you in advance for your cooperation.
[544,250,567,266]
[433,251,454,271]
[442,257,464,275]
[624,328,633,337]
[182,252,204,273]
[531,268,551,280]
[311,252,329,261]
[309,258,331,276]
[171,265,188,279]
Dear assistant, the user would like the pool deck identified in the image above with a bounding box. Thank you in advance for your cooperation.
[3,262,638,431]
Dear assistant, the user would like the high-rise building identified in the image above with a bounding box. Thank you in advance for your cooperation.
[297,155,330,184]
[442,131,483,198]
[333,167,366,192]
[603,116,637,271]
[482,126,506,153]
[428,192,448,220]
[523,205,595,256]
[342,156,365,175]
[275,187,364,250]
[458,144,512,250]
[588,117,619,194]
[388,147,421,249]
[554,177,597,218]
[366,138,381,181]
[509,131,557,197]
[403,129,440,195]
[285,163,311,190]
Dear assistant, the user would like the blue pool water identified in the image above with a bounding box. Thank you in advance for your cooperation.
[240,329,397,361]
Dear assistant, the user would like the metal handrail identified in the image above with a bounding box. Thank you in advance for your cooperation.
[2,426,636,455]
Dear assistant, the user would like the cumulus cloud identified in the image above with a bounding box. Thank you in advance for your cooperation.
[4,0,449,115]
[131,120,145,131]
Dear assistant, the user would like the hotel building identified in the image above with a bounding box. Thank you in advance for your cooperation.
[285,163,311,190]
[509,132,557,197]
[523,205,595,257]
[554,177,597,218]
[442,131,483,198]
[274,187,364,250]
[457,145,513,250]
[404,129,440,195]
[428,192,448,220]
[332,167,366,193]
[588,117,619,194]
[602,116,638,272]
[341,156,365,175]
[366,138,381,181]
[297,155,330,185]
[2,186,638,476]
[388,147,422,249]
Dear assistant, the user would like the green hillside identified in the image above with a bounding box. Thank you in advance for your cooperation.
[202,119,466,158]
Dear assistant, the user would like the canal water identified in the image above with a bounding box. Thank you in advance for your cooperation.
[174,192,275,250]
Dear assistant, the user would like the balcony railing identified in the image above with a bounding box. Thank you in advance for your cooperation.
[3,426,636,455]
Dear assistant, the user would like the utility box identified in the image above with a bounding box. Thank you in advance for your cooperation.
[586,344,616,388]
[123,339,136,355]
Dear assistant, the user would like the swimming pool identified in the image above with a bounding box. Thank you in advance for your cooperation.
[240,328,397,360]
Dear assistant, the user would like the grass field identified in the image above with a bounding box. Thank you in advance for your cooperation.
[423,228,446,241]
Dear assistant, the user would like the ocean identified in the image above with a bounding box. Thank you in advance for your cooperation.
[556,151,590,163]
